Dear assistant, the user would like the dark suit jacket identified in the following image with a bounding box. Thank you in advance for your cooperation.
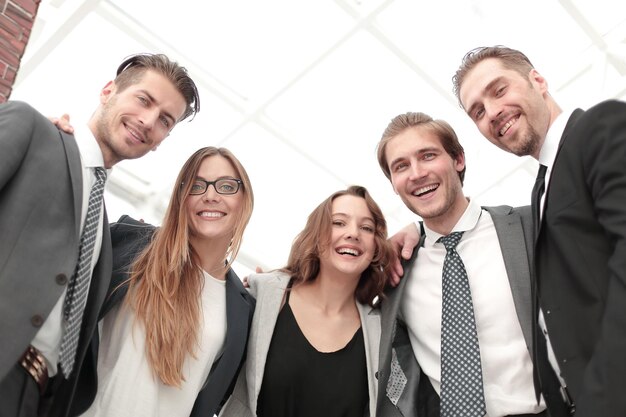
[536,100,626,416]
[70,215,255,416]
[376,205,534,417]
[0,101,112,417]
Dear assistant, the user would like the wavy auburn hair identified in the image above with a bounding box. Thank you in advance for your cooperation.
[126,147,253,386]
[282,185,394,307]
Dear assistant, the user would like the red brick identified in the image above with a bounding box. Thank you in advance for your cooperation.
[0,76,11,88]
[5,3,33,28]
[0,41,19,67]
[5,66,16,82]
[9,36,26,52]
[12,0,40,16]
[0,14,22,37]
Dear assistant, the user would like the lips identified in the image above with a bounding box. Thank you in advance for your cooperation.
[125,122,147,144]
[336,246,362,256]
[412,183,439,197]
[497,114,519,137]
[197,210,226,218]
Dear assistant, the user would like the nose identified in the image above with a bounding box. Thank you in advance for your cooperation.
[138,107,160,131]
[345,223,361,241]
[202,184,221,202]
[485,99,503,122]
[408,162,426,181]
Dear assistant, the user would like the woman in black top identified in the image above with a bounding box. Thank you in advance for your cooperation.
[220,186,394,417]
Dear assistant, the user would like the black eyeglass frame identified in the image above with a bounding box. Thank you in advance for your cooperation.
[187,178,243,196]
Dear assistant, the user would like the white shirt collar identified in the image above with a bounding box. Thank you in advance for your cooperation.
[422,198,482,246]
[538,109,574,170]
[74,123,106,170]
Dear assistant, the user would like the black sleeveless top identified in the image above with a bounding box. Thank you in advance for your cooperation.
[256,291,369,417]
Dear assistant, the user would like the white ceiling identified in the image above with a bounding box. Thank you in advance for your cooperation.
[13,0,626,277]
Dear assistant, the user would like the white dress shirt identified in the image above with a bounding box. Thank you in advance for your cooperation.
[401,199,545,416]
[32,124,107,377]
[537,109,575,389]
[83,270,227,417]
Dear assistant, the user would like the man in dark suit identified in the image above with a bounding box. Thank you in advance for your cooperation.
[375,112,555,417]
[0,53,199,417]
[454,45,626,416]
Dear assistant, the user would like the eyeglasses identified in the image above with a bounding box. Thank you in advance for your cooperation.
[188,178,242,195]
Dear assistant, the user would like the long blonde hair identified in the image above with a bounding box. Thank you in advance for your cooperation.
[126,147,253,386]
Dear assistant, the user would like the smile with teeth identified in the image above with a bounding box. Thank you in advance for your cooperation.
[499,116,519,136]
[336,247,362,257]
[126,123,146,143]
[198,211,225,218]
[413,184,438,197]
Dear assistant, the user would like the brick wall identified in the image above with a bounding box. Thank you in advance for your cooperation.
[0,0,41,103]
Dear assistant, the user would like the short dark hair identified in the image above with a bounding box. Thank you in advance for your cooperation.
[115,53,200,122]
[377,112,466,184]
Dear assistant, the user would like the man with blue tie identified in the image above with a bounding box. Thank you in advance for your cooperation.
[0,53,199,417]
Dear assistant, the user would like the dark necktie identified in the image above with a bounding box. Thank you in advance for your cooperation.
[531,164,548,239]
[439,231,486,417]
[59,167,107,377]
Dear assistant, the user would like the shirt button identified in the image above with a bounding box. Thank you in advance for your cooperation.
[31,315,44,327]
[55,274,68,285]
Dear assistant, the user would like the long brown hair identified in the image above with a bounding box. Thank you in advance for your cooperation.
[282,185,393,307]
[127,147,253,386]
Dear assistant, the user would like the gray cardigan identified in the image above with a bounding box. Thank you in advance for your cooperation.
[219,271,381,417]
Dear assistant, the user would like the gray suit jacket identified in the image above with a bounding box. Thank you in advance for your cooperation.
[376,205,534,417]
[220,271,381,417]
[0,101,112,417]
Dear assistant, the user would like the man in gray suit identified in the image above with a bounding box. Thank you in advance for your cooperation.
[0,53,199,417]
[374,112,552,417]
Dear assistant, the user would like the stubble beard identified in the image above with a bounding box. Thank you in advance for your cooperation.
[513,124,542,157]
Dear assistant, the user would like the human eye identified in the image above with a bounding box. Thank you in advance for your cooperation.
[216,179,237,194]
[392,161,408,173]
[137,95,148,106]
[422,152,437,161]
[361,224,375,233]
[190,180,206,194]
[474,107,485,120]
[495,85,507,97]
[160,115,171,128]
[332,219,345,227]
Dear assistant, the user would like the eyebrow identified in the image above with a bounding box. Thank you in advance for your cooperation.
[389,146,440,168]
[140,89,177,124]
[333,212,375,224]
[466,76,504,116]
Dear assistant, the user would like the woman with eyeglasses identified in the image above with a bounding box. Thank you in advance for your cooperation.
[219,185,394,417]
[80,147,255,417]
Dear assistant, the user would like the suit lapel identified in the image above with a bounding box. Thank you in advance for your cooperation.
[247,273,289,412]
[59,131,83,238]
[488,206,533,349]
[202,270,253,398]
[538,109,584,239]
[358,302,381,417]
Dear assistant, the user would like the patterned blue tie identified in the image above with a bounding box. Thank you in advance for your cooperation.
[439,231,486,417]
[59,167,107,377]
